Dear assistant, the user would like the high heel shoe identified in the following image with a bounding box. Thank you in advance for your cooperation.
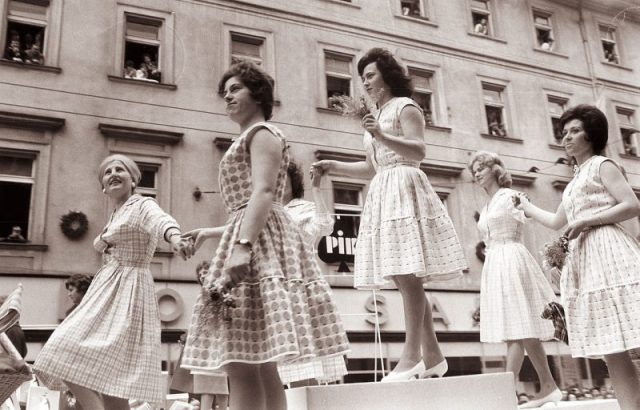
[420,359,448,378]
[518,388,562,408]
[381,361,426,382]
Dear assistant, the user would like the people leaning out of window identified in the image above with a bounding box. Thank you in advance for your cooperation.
[3,30,44,64]
[123,54,161,83]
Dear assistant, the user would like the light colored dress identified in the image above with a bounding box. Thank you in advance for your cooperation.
[182,122,350,377]
[279,198,348,384]
[354,97,467,289]
[33,195,179,402]
[562,155,640,357]
[477,188,556,343]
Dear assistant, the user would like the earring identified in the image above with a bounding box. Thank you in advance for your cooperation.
[132,183,136,188]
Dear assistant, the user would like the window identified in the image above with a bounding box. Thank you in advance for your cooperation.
[482,83,507,137]
[3,0,48,65]
[617,108,638,156]
[231,32,264,66]
[600,25,619,64]
[137,163,159,198]
[547,96,568,144]
[332,182,362,256]
[325,51,353,108]
[0,152,34,242]
[400,0,424,18]
[409,68,435,126]
[123,14,162,83]
[533,9,554,51]
[471,0,492,36]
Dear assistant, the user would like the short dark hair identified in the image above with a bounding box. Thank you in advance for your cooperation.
[287,160,305,199]
[65,274,93,294]
[357,48,413,97]
[559,104,608,155]
[218,60,275,120]
[195,260,210,285]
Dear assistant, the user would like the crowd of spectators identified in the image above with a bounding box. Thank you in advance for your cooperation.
[3,30,44,65]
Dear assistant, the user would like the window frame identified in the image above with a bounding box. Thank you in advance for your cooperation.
[396,0,433,21]
[598,23,620,65]
[0,149,35,241]
[322,49,355,109]
[223,24,275,77]
[230,32,265,67]
[469,0,494,37]
[615,106,639,157]
[531,7,556,52]
[481,81,509,138]
[408,66,437,127]
[546,94,569,145]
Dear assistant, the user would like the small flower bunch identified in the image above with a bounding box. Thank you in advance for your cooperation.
[541,235,569,271]
[209,285,236,322]
[328,95,373,119]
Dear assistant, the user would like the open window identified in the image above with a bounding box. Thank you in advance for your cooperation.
[470,0,492,36]
[0,151,35,242]
[617,108,638,156]
[482,83,508,137]
[600,25,620,65]
[533,9,555,51]
[325,51,354,108]
[123,14,162,83]
[547,96,568,144]
[3,0,48,65]
[409,68,435,126]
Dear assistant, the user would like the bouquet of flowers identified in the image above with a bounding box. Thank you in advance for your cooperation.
[209,285,236,323]
[328,95,376,119]
[541,235,569,271]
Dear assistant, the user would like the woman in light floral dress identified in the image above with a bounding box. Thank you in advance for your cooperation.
[33,154,192,410]
[182,61,349,410]
[517,105,640,410]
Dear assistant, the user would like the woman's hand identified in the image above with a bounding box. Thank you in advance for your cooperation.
[362,113,382,138]
[311,160,334,177]
[221,245,252,289]
[182,228,214,252]
[564,219,590,240]
[170,235,194,260]
[511,193,530,211]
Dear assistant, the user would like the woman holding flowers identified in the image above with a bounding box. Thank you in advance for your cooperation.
[314,48,466,382]
[515,105,640,410]
[181,61,349,410]
[469,151,560,408]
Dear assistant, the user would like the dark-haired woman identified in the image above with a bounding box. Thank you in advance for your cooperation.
[516,105,640,410]
[314,48,466,382]
[182,61,349,410]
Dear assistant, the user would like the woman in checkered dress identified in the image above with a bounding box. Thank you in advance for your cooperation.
[181,62,349,410]
[33,154,193,410]
[469,151,560,408]
[517,105,640,410]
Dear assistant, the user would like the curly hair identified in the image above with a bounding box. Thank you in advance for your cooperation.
[468,150,513,188]
[287,160,305,200]
[218,60,275,120]
[357,48,413,97]
[65,274,93,294]
[559,104,608,155]
[195,260,210,286]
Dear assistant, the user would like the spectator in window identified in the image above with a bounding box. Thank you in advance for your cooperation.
[64,274,93,317]
[605,49,619,64]
[314,48,466,382]
[474,18,488,35]
[487,110,506,137]
[123,60,136,79]
[5,35,22,62]
[25,43,44,65]
[541,38,554,51]
[135,63,148,80]
[33,154,193,410]
[142,54,161,82]
[6,226,26,243]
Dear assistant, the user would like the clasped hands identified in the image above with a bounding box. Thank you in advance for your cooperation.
[511,193,589,240]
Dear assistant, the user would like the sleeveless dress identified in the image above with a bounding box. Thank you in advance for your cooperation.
[477,188,556,342]
[278,198,348,384]
[33,195,179,402]
[562,155,640,357]
[354,97,467,289]
[182,122,350,377]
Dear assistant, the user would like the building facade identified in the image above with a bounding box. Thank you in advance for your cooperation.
[1,0,640,393]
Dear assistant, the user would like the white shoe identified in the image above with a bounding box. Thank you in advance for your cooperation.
[518,389,562,408]
[420,359,448,378]
[381,361,426,382]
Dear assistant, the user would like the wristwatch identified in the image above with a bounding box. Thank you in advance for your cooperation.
[235,238,253,250]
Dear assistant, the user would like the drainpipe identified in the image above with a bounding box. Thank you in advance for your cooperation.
[577,0,599,102]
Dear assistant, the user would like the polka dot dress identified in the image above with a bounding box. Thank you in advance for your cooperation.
[181,122,350,375]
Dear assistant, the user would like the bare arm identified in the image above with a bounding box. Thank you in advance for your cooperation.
[182,226,226,252]
[363,105,426,161]
[312,156,375,179]
[517,195,568,231]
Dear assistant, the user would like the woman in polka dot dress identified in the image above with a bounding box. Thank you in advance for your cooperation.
[516,105,640,410]
[181,61,349,410]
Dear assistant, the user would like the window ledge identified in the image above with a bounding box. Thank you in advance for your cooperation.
[533,48,569,59]
[0,242,48,251]
[552,178,570,190]
[0,59,62,73]
[99,123,183,145]
[107,75,177,90]
[394,14,438,28]
[321,0,361,8]
[548,143,565,151]
[601,61,633,71]
[619,153,640,161]
[426,124,452,133]
[317,106,348,116]
[0,110,65,131]
[481,133,523,143]
[154,250,174,257]
[214,136,233,151]
[467,32,507,44]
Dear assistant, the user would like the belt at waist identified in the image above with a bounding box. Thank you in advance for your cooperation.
[377,161,419,171]
[230,201,284,213]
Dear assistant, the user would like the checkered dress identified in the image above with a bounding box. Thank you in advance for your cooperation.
[33,195,179,403]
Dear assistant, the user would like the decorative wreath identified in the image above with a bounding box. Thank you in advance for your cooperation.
[475,241,486,263]
[60,211,89,240]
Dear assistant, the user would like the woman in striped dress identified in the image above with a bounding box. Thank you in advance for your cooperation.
[33,154,193,410]
[516,105,640,410]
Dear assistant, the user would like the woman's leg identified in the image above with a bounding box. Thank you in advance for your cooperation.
[604,351,640,410]
[522,338,558,396]
[226,363,266,410]
[421,294,445,369]
[200,393,214,410]
[393,274,427,371]
[505,340,525,385]
[101,394,130,410]
[259,362,287,410]
[65,381,106,410]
